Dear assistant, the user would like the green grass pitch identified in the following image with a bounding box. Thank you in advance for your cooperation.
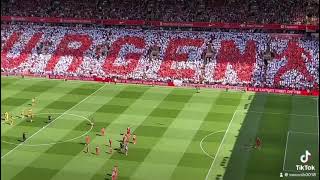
[1,76,319,180]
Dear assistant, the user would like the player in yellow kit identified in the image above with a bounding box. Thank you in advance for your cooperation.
[21,109,28,118]
[8,114,14,125]
[3,112,14,125]
[28,108,34,122]
[4,112,9,122]
[3,112,9,124]
[32,97,36,106]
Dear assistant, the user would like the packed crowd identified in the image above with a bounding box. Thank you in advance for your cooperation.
[1,0,318,25]
[1,24,319,90]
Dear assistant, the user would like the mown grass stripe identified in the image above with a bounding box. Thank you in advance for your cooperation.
[89,88,181,180]
[129,89,196,180]
[1,82,105,180]
[1,80,87,135]
[29,86,150,180]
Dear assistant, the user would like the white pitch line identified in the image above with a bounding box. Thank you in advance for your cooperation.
[203,107,319,179]
[1,84,106,159]
[1,113,93,146]
[200,130,226,159]
[288,130,318,135]
[239,110,318,117]
[282,131,290,171]
[205,110,238,180]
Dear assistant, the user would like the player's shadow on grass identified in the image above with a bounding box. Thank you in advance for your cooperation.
[117,139,133,144]
[115,148,124,154]
[105,174,112,180]
[17,139,24,142]
[216,174,222,179]
[79,142,86,145]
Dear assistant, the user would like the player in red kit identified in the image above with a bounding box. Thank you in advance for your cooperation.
[84,135,90,153]
[125,134,130,144]
[115,166,118,177]
[255,137,262,150]
[109,139,112,154]
[122,134,127,144]
[86,135,90,144]
[111,165,118,180]
[101,128,105,136]
[126,127,131,140]
[111,167,117,180]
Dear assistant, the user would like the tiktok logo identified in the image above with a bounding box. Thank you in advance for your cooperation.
[300,150,311,164]
[295,150,315,171]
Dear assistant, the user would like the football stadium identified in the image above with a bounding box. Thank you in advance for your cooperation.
[1,0,319,180]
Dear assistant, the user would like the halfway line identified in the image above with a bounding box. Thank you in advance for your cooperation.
[282,131,290,171]
[205,110,238,180]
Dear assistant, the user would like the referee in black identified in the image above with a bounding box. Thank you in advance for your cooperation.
[47,115,52,123]
[22,132,27,142]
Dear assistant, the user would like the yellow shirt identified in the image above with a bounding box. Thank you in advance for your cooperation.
[5,112,9,120]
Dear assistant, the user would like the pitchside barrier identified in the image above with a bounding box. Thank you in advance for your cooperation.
[1,72,319,96]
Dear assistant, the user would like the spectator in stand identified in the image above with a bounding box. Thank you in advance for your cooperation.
[1,0,318,25]
[1,24,318,90]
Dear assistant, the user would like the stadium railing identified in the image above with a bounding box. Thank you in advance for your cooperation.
[1,16,318,31]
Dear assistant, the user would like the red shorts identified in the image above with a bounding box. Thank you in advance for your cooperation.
[256,141,261,146]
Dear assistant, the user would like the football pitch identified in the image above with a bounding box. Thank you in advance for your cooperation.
[1,76,319,180]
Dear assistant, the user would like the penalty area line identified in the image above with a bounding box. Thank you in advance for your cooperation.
[1,84,106,159]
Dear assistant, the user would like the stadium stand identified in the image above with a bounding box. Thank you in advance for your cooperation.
[1,0,318,24]
[1,24,319,90]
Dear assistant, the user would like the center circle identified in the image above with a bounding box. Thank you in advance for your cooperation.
[1,112,93,146]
